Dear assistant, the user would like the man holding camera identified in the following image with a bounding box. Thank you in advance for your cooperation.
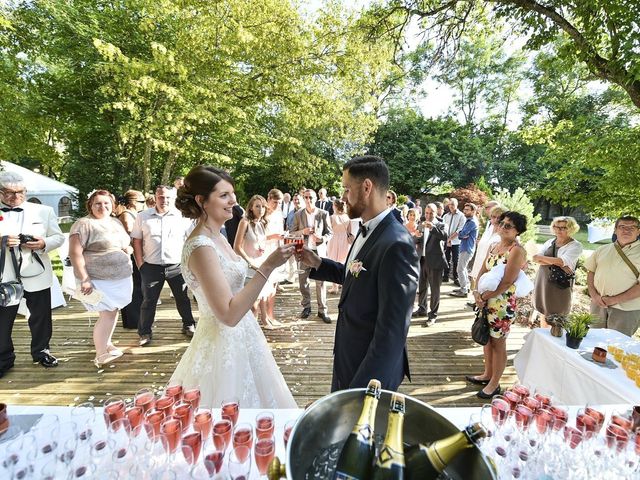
[0,172,64,378]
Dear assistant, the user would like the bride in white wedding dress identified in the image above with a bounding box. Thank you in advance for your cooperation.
[170,165,297,409]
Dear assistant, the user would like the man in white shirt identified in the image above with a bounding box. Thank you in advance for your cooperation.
[131,185,195,346]
[0,172,65,376]
[443,198,465,285]
[292,189,332,323]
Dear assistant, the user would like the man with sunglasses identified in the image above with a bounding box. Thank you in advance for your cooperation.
[0,171,65,377]
[586,215,640,336]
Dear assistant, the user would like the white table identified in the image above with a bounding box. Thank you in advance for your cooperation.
[514,328,640,405]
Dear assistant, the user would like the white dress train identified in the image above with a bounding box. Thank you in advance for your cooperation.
[170,235,297,409]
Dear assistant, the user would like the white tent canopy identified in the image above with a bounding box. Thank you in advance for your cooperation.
[1,161,78,218]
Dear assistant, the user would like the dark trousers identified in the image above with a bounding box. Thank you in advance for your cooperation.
[0,288,52,371]
[121,256,142,329]
[417,257,443,318]
[138,263,195,337]
[444,244,460,280]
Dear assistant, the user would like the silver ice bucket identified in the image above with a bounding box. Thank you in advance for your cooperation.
[269,388,496,479]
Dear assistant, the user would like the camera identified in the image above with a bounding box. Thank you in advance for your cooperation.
[18,234,36,244]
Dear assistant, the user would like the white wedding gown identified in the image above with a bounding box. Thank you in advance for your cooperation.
[170,235,297,409]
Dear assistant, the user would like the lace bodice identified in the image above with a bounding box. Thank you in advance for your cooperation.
[181,235,248,296]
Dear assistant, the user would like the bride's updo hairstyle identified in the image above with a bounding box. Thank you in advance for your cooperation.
[176,165,235,219]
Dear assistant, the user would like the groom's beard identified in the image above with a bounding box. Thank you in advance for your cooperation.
[346,195,366,219]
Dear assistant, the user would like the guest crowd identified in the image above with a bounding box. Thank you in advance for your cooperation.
[1,167,639,400]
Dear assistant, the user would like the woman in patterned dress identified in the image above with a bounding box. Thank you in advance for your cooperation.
[467,211,528,398]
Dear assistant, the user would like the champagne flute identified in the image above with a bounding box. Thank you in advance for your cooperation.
[71,402,95,443]
[103,397,126,429]
[254,435,275,477]
[164,380,184,404]
[232,423,253,454]
[283,419,295,449]
[221,398,239,426]
[159,416,182,464]
[183,386,201,411]
[144,409,166,443]
[181,432,203,465]
[213,418,233,452]
[285,234,305,274]
[255,411,274,439]
[125,406,145,437]
[174,401,194,433]
[156,394,175,418]
[134,388,156,413]
[193,408,213,440]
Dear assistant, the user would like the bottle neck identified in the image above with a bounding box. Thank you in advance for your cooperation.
[425,431,472,473]
[379,412,405,466]
[353,394,378,437]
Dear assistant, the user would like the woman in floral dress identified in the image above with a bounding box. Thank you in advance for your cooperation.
[466,211,528,399]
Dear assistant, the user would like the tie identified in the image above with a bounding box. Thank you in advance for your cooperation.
[1,207,23,212]
[359,222,368,238]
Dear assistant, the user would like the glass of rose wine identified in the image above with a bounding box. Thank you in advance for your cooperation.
[103,398,126,429]
[193,408,212,440]
[181,432,203,465]
[213,418,233,452]
[134,388,156,413]
[254,435,275,477]
[174,401,194,433]
[285,234,305,274]
[183,386,201,411]
[160,416,182,462]
[156,395,176,419]
[144,409,166,442]
[164,380,184,404]
[283,419,295,449]
[233,423,253,454]
[125,406,145,437]
[255,411,274,439]
[221,398,240,426]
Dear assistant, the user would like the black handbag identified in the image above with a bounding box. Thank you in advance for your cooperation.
[548,241,574,289]
[471,307,490,345]
[0,236,25,307]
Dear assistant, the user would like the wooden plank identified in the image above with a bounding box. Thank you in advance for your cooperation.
[0,282,528,408]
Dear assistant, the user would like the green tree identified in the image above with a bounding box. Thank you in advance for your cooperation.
[493,188,541,243]
[369,0,640,110]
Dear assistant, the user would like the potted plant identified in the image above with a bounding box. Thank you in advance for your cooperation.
[547,314,567,337]
[564,312,595,349]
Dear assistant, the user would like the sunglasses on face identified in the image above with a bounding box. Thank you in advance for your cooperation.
[499,221,515,230]
[304,196,313,200]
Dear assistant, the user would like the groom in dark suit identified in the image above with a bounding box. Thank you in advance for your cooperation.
[300,156,419,391]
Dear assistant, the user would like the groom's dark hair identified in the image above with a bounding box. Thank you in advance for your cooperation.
[343,155,389,191]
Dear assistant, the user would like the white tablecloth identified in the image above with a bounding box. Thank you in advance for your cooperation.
[514,328,640,405]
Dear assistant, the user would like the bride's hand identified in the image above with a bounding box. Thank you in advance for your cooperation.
[263,244,295,270]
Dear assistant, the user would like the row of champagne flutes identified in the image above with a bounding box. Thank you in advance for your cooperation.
[1,382,297,479]
[472,384,640,479]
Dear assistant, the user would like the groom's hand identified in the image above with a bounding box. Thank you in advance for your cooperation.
[299,247,321,270]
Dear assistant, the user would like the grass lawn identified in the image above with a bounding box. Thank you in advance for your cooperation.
[535,228,610,252]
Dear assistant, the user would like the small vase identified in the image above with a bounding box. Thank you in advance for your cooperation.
[565,334,583,349]
[550,324,563,337]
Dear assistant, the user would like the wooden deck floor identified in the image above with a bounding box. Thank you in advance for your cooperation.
[0,281,528,408]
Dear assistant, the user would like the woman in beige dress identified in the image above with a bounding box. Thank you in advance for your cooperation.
[69,190,133,367]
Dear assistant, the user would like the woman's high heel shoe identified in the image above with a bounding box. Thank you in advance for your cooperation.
[94,352,119,368]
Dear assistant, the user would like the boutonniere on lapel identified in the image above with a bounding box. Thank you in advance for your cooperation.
[347,259,366,278]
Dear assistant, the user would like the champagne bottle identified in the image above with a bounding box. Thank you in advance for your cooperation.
[404,423,487,480]
[333,379,382,480]
[372,393,406,480]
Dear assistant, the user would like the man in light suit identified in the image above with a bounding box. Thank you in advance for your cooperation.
[412,203,447,327]
[292,189,333,323]
[301,156,419,391]
[0,171,65,378]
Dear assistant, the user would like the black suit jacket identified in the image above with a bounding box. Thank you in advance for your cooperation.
[310,212,420,392]
[315,199,334,216]
[416,221,448,270]
[224,205,244,247]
